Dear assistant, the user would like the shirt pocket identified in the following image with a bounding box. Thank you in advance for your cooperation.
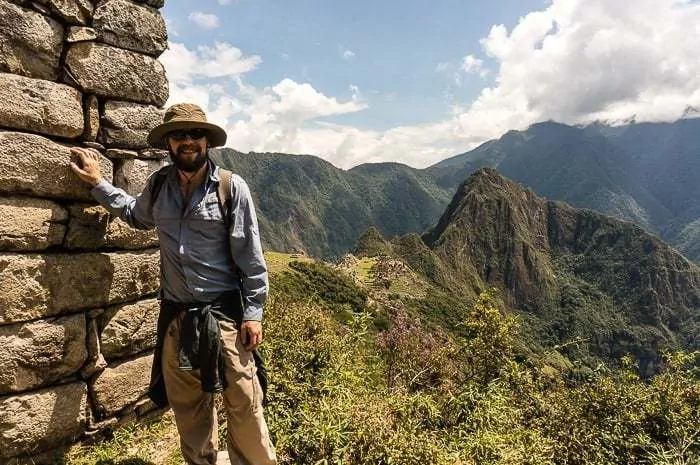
[191,193,225,223]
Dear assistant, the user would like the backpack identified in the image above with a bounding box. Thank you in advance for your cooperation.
[149,165,269,404]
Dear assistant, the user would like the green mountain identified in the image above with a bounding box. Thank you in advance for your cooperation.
[212,118,700,262]
[210,149,452,258]
[586,120,700,258]
[364,169,700,375]
[430,122,672,233]
[433,120,700,260]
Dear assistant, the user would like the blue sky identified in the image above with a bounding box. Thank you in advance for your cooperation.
[160,0,700,168]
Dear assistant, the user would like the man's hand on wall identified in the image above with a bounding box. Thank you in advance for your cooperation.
[241,321,263,351]
[69,147,103,187]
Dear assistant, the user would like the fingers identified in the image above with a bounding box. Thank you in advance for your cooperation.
[241,323,263,351]
[70,146,100,161]
[69,147,103,187]
[69,161,87,176]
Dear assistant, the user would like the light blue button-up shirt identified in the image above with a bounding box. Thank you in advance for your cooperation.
[91,160,268,321]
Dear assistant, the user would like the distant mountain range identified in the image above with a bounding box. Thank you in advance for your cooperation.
[356,169,700,376]
[211,118,700,261]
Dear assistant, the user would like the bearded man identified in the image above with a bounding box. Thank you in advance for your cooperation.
[70,103,277,465]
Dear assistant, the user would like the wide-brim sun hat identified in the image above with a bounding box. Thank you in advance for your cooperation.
[147,103,227,149]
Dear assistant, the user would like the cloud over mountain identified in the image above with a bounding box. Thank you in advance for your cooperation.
[160,0,700,168]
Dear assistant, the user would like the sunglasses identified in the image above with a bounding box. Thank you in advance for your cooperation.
[167,129,208,141]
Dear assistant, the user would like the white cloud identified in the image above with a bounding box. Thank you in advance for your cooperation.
[457,0,700,136]
[342,49,356,60]
[188,12,221,29]
[461,55,483,74]
[161,1,700,169]
[160,42,262,85]
[217,0,235,4]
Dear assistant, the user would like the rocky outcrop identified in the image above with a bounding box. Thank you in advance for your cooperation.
[416,168,700,374]
[0,0,170,459]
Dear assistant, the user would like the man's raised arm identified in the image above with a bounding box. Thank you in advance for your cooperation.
[70,147,156,230]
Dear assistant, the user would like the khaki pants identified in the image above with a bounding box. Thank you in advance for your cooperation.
[163,315,277,465]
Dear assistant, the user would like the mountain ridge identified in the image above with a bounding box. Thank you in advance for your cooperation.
[211,118,700,262]
[359,168,700,375]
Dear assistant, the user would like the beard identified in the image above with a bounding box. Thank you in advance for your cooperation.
[169,145,208,173]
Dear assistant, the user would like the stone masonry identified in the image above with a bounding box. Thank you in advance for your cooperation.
[0,0,170,461]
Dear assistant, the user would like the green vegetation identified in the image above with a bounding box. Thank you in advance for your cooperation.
[62,270,699,465]
[273,259,369,323]
[62,413,183,465]
[387,168,700,377]
[261,287,700,465]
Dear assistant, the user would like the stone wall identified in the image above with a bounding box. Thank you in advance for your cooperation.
[0,0,170,461]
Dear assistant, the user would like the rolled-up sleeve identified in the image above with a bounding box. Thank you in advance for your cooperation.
[91,178,156,230]
[229,177,268,321]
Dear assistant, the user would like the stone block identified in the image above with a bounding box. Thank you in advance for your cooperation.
[0,1,63,80]
[83,141,106,151]
[138,148,169,160]
[63,203,110,250]
[0,72,84,139]
[29,1,51,15]
[91,354,153,417]
[114,158,166,196]
[0,197,68,252]
[64,204,159,250]
[0,314,87,394]
[106,148,138,160]
[43,0,93,25]
[99,100,164,149]
[66,25,97,42]
[83,94,100,142]
[0,249,160,325]
[0,382,88,459]
[132,0,164,9]
[0,132,113,201]
[106,217,159,250]
[93,0,167,56]
[81,317,108,378]
[65,42,168,106]
[100,298,158,360]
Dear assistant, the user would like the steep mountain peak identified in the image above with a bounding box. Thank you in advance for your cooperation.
[411,168,700,374]
[354,227,391,258]
[424,168,542,249]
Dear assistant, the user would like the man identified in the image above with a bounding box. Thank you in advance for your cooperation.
[70,103,277,465]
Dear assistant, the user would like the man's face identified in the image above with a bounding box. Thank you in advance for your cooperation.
[167,129,209,173]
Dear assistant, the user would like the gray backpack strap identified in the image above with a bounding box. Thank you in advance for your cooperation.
[216,168,234,229]
[148,165,172,211]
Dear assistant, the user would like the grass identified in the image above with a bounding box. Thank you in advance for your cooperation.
[265,251,313,276]
[353,257,378,287]
[61,412,182,465]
